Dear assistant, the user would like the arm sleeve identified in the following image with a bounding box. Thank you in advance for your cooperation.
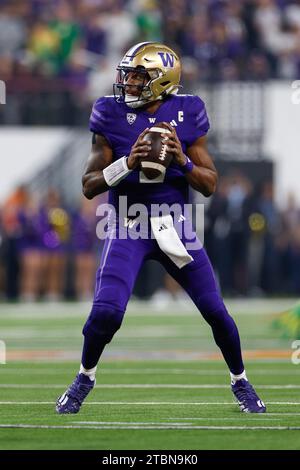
[185,95,210,146]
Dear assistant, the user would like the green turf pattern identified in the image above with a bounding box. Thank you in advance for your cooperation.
[0,300,299,449]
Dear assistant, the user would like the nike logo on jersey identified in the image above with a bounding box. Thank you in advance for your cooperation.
[158,223,168,231]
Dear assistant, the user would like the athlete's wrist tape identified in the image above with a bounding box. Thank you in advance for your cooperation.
[181,155,194,174]
[103,156,132,187]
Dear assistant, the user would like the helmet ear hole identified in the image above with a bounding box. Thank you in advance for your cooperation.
[161,81,170,86]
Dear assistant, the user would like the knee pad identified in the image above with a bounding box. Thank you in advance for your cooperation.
[83,303,124,343]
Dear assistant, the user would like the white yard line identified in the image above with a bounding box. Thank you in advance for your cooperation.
[72,418,288,423]
[0,401,299,405]
[249,413,300,416]
[1,368,296,375]
[1,298,297,317]
[0,383,300,389]
[0,424,299,430]
[72,421,192,426]
[167,415,300,419]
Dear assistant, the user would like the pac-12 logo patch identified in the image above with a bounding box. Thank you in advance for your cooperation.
[127,113,137,125]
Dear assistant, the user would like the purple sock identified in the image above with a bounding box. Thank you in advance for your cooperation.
[212,317,244,375]
[81,335,107,370]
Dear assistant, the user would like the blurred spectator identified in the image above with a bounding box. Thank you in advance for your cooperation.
[39,188,70,301]
[257,181,281,293]
[0,3,26,56]
[282,191,300,232]
[2,0,300,125]
[83,14,107,57]
[288,223,300,293]
[1,185,28,299]
[17,192,42,301]
[71,196,97,300]
[87,56,116,101]
[28,19,61,75]
[0,209,6,299]
[205,176,231,293]
[103,1,137,59]
[225,171,254,295]
[244,51,272,80]
[135,0,162,42]
[1,174,300,301]
[286,0,300,29]
[48,1,82,71]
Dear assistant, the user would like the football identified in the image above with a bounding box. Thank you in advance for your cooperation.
[141,124,173,180]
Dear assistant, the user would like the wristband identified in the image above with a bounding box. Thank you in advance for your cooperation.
[180,155,194,174]
[103,156,132,187]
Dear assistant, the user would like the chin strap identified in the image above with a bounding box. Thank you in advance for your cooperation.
[161,84,182,98]
[125,84,182,108]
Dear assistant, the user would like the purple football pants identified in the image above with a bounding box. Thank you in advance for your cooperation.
[82,228,244,374]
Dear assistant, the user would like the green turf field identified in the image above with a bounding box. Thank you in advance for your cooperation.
[0,299,300,450]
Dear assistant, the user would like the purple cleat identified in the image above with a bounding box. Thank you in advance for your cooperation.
[231,379,266,413]
[56,373,95,414]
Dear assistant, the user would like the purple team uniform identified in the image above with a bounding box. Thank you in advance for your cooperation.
[83,94,244,374]
[38,207,69,253]
[90,94,207,209]
[71,212,96,253]
[17,209,41,253]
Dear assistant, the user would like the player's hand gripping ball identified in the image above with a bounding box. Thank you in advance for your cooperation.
[141,123,173,179]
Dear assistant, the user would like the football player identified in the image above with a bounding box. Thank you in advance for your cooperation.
[56,42,266,414]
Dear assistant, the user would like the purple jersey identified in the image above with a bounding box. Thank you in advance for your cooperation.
[89,94,209,210]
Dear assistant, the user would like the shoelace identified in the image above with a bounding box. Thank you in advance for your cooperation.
[233,382,258,402]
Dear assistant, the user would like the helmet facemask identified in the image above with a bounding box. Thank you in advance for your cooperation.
[113,66,163,109]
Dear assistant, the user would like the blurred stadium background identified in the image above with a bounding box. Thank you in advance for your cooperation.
[0,0,300,451]
[1,0,300,302]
